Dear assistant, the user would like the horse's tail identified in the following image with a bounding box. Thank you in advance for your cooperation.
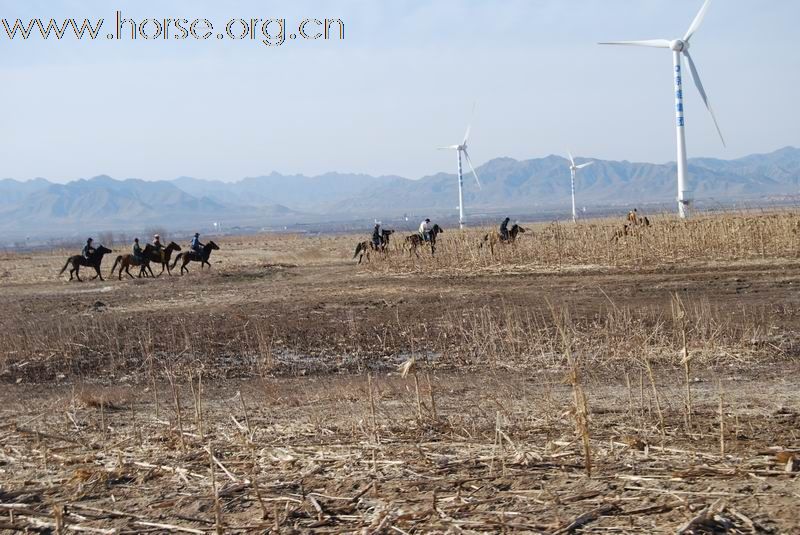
[59,257,72,275]
[109,255,122,276]
[170,253,183,270]
[353,242,364,259]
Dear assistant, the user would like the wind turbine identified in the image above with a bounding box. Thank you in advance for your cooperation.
[567,152,593,223]
[600,0,725,219]
[439,114,481,229]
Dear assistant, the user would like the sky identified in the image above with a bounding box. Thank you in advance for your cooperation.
[0,0,798,183]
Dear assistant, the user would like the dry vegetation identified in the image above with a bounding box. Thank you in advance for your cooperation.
[1,211,799,533]
[366,211,800,273]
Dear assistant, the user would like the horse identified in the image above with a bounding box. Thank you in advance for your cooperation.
[405,224,444,257]
[481,224,527,255]
[171,241,220,275]
[139,241,181,277]
[110,244,156,280]
[59,245,113,282]
[353,229,395,264]
[610,223,633,243]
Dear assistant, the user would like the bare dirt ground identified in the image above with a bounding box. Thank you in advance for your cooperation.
[1,229,799,533]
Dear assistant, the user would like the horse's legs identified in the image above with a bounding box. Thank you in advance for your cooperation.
[147,264,155,278]
[125,265,135,279]
[75,266,82,282]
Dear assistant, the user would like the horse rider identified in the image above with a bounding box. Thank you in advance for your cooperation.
[82,238,95,259]
[152,234,165,262]
[499,217,511,242]
[419,218,432,242]
[132,238,143,262]
[372,222,383,250]
[190,233,204,254]
[627,208,639,226]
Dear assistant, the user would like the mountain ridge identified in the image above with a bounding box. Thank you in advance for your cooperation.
[2,146,799,241]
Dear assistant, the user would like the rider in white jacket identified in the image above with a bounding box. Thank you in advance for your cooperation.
[419,218,432,241]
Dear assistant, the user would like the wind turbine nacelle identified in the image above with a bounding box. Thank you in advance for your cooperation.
[670,39,687,52]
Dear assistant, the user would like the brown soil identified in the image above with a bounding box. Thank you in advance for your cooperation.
[0,232,798,533]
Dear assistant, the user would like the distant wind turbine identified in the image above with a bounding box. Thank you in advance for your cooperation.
[567,152,593,223]
[439,110,481,229]
[600,0,725,219]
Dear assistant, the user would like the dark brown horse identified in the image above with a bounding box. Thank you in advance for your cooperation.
[405,224,444,257]
[59,245,113,282]
[353,229,394,264]
[171,241,220,275]
[110,244,156,280]
[481,224,527,255]
[139,241,181,276]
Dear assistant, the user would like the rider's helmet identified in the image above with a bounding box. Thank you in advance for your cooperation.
[425,218,431,223]
[154,234,160,239]
[194,232,200,237]
[134,238,139,242]
[87,237,93,243]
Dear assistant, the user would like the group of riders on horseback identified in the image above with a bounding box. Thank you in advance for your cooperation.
[61,232,220,282]
[354,216,526,263]
[355,208,650,262]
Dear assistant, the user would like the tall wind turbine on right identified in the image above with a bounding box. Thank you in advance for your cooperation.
[600,0,725,219]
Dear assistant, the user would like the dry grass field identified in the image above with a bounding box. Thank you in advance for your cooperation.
[1,212,800,533]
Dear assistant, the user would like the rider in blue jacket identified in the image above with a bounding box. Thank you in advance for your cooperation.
[190,233,204,254]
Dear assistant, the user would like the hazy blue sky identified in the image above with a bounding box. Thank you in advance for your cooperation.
[0,0,797,182]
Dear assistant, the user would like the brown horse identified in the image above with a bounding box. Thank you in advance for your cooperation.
[59,245,113,282]
[481,224,527,255]
[405,224,444,257]
[109,244,156,280]
[171,241,220,275]
[139,241,181,276]
[353,229,394,264]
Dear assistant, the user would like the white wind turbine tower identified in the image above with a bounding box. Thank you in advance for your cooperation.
[567,152,593,223]
[600,0,725,219]
[439,115,481,229]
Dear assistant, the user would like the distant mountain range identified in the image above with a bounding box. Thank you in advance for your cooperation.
[2,146,799,242]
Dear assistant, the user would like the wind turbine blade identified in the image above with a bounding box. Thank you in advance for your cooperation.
[598,39,671,48]
[576,161,594,169]
[438,145,460,150]
[462,102,477,145]
[463,150,482,190]
[462,123,472,146]
[568,152,575,167]
[461,102,478,145]
[683,50,726,146]
[685,0,713,41]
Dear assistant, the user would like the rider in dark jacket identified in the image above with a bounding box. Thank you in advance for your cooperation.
[190,233,203,254]
[82,238,95,259]
[132,238,143,261]
[372,223,382,250]
[500,217,511,241]
[153,234,164,262]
